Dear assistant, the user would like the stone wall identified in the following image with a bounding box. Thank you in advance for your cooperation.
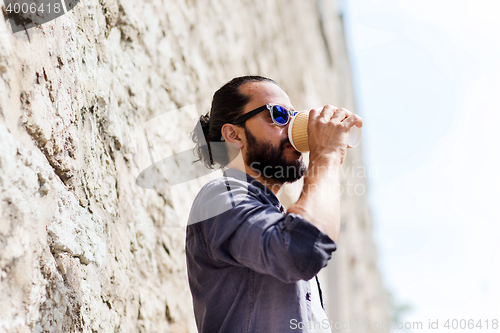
[0,0,389,331]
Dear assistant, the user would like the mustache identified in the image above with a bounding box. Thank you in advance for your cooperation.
[280,138,291,149]
[280,137,301,156]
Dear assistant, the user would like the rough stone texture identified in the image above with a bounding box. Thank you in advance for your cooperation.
[0,0,389,332]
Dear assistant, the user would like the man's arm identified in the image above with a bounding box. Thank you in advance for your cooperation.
[190,177,336,283]
[287,106,362,242]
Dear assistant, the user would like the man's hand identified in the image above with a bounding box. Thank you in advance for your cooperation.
[307,105,363,164]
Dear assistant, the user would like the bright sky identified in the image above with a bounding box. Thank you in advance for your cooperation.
[342,0,500,331]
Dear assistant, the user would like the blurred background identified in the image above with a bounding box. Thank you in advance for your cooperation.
[342,0,500,330]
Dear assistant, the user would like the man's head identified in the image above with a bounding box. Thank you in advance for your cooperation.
[193,76,306,184]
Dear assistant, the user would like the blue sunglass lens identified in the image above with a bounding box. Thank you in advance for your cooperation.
[272,106,289,125]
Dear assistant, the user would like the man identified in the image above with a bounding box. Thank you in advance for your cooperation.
[186,76,362,332]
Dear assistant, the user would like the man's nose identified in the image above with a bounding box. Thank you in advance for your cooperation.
[283,122,291,142]
[284,113,296,138]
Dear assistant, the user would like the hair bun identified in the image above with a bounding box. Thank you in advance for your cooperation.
[191,112,214,168]
[199,113,210,136]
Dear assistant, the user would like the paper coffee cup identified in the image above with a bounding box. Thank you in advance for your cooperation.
[288,110,362,153]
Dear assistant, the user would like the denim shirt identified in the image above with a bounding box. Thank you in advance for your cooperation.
[185,168,337,332]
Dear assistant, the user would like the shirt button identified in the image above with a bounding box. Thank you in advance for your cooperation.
[306,292,311,301]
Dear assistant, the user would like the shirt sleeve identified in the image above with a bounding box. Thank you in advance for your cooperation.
[195,179,337,283]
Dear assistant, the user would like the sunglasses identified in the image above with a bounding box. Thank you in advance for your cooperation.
[231,103,298,126]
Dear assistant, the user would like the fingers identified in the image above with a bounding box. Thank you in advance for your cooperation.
[342,113,363,129]
[309,105,362,129]
[330,107,350,122]
[327,106,362,129]
[319,105,337,120]
[308,106,325,123]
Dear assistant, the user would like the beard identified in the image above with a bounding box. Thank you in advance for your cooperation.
[244,126,307,183]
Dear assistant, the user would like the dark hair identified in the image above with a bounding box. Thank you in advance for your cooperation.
[192,76,277,169]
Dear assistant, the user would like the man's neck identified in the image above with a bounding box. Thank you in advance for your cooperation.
[226,154,283,195]
[243,165,283,196]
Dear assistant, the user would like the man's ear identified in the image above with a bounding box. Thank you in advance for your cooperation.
[221,124,244,150]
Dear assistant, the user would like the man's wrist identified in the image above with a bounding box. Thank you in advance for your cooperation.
[305,154,341,183]
[308,152,342,168]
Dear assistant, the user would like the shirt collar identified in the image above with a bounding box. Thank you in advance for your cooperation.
[222,168,283,209]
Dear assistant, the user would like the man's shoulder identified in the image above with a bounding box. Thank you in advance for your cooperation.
[196,170,251,200]
[188,170,256,225]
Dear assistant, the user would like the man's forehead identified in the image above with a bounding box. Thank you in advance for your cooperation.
[239,81,293,111]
